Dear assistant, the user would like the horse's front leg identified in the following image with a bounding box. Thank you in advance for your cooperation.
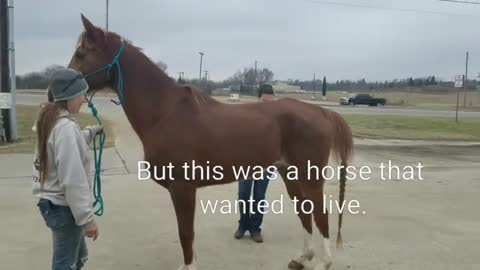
[170,181,197,270]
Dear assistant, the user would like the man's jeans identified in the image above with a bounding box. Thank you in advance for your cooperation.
[37,199,88,270]
[237,176,270,233]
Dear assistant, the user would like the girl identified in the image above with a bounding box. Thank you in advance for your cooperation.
[32,68,103,270]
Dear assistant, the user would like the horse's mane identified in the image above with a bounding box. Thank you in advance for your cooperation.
[107,32,176,82]
[183,85,219,106]
[80,30,218,107]
[104,32,221,107]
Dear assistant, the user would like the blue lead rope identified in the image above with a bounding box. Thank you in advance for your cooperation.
[86,98,106,216]
[82,39,126,216]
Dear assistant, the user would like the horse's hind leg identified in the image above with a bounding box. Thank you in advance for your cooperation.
[302,180,332,270]
[276,162,314,270]
[169,182,197,270]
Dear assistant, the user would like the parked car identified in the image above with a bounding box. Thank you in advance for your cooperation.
[340,94,386,106]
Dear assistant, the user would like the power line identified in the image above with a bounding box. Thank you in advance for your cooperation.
[439,0,480,4]
[302,0,480,17]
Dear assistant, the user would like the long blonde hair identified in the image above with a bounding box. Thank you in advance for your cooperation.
[35,101,68,184]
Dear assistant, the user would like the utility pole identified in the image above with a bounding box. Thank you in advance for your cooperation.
[0,0,12,142]
[198,52,204,82]
[477,73,480,108]
[8,0,16,140]
[177,72,185,84]
[463,51,469,107]
[106,0,109,31]
[439,0,480,107]
[254,60,258,96]
[312,73,316,99]
[440,0,480,108]
[204,70,211,94]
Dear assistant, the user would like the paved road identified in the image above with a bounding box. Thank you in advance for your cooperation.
[2,138,479,270]
[15,93,480,118]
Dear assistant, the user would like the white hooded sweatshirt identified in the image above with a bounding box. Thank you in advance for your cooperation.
[32,109,97,227]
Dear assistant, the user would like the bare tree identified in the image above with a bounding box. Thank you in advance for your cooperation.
[228,67,274,85]
[257,68,274,85]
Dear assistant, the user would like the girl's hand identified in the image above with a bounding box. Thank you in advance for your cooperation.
[83,221,99,241]
[91,125,104,135]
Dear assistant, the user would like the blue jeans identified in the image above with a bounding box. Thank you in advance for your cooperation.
[237,175,270,233]
[37,199,88,270]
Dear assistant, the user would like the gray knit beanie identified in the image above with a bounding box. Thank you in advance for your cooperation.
[48,68,89,101]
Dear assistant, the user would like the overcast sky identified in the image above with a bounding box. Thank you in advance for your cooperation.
[13,0,480,82]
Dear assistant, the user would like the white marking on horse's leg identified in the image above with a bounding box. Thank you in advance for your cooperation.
[177,255,197,270]
[177,264,197,270]
[312,237,332,270]
[177,242,197,270]
[294,229,315,263]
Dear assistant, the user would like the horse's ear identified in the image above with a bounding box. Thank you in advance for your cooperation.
[80,14,105,48]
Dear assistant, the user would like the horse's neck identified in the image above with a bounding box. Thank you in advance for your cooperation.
[114,45,178,140]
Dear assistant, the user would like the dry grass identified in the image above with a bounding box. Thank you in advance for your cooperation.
[0,104,115,154]
[343,114,480,141]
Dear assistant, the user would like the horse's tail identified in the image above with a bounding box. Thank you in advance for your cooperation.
[328,110,353,249]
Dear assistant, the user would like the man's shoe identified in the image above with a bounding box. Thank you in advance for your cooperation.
[251,231,263,243]
[234,228,246,239]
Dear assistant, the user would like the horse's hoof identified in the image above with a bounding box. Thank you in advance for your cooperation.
[177,264,197,270]
[288,260,305,270]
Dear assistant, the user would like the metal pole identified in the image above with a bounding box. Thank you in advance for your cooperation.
[106,0,109,31]
[463,51,469,107]
[1,0,12,142]
[198,52,204,82]
[204,70,209,94]
[456,76,462,123]
[478,83,480,108]
[254,59,257,95]
[8,0,16,140]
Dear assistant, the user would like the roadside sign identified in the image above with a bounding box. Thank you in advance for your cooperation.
[0,93,11,109]
[455,75,463,88]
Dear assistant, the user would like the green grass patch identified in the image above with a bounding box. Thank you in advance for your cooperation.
[0,104,115,154]
[343,114,480,141]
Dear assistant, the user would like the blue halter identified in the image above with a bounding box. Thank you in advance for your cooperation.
[83,39,125,105]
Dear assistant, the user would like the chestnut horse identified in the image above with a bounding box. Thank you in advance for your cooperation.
[68,15,353,270]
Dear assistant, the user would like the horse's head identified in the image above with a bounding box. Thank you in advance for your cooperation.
[68,14,118,91]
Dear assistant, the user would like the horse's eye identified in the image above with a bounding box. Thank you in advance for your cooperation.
[75,50,86,60]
